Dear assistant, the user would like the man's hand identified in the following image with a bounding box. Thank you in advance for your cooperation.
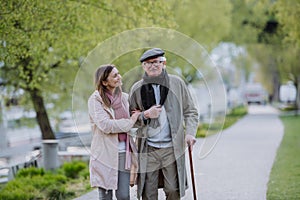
[185,135,196,151]
[144,105,162,119]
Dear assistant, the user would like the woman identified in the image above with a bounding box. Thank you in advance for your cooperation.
[88,64,140,200]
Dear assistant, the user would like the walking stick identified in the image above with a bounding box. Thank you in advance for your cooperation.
[188,145,197,200]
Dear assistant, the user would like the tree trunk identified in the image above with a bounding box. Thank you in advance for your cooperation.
[270,56,280,102]
[29,89,55,139]
[272,74,280,102]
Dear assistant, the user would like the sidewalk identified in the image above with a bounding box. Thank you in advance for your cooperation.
[74,105,284,200]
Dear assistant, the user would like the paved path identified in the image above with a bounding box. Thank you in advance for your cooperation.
[74,105,284,200]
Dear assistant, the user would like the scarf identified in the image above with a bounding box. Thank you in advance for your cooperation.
[106,91,129,141]
[141,69,169,128]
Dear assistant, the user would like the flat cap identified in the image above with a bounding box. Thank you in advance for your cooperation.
[139,48,165,62]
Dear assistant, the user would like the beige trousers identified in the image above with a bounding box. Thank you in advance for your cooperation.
[142,146,180,200]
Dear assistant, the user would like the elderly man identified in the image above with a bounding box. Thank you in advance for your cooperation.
[129,48,199,200]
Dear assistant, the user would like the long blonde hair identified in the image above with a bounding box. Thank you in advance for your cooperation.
[94,64,121,107]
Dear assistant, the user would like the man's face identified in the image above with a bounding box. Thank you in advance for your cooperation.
[142,57,164,77]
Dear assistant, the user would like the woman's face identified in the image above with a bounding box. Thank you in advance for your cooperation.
[103,67,122,91]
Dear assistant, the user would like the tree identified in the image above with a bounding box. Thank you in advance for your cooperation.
[225,0,272,44]
[226,0,300,107]
[247,44,281,101]
[225,0,284,101]
[0,0,175,139]
[274,0,300,48]
[1,1,83,139]
[273,0,300,108]
[276,46,300,108]
[171,0,232,49]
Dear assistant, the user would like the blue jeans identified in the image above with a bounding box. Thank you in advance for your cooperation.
[98,152,130,200]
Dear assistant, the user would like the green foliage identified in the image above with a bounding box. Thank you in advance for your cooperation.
[15,167,45,178]
[226,0,274,44]
[0,0,175,93]
[62,161,87,179]
[0,175,66,200]
[226,0,280,99]
[0,0,176,139]
[223,105,248,128]
[0,186,40,200]
[227,0,299,104]
[228,105,248,116]
[278,104,298,112]
[171,0,232,49]
[196,122,222,138]
[231,49,255,84]
[267,116,300,199]
[7,116,37,128]
[1,1,78,90]
[196,105,247,138]
[274,0,300,48]
[79,166,90,180]
[45,184,74,200]
[0,161,89,200]
[277,47,300,85]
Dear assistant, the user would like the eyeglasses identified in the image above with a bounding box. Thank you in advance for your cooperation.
[143,60,163,67]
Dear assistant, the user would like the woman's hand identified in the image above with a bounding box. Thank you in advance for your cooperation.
[130,110,141,122]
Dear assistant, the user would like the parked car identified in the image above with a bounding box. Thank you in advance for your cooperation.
[244,83,268,105]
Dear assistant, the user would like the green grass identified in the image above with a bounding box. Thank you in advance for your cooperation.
[267,115,300,200]
[196,105,248,137]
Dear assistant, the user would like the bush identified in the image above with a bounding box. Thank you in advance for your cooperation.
[16,167,45,178]
[44,173,67,184]
[29,174,67,191]
[79,166,90,180]
[0,178,41,200]
[62,161,87,179]
[46,184,75,200]
[0,168,68,200]
[0,161,89,200]
[0,190,37,200]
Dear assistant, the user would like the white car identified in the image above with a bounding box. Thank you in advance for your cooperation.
[244,83,268,105]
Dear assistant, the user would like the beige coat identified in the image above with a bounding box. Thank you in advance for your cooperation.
[129,74,199,198]
[88,90,137,190]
